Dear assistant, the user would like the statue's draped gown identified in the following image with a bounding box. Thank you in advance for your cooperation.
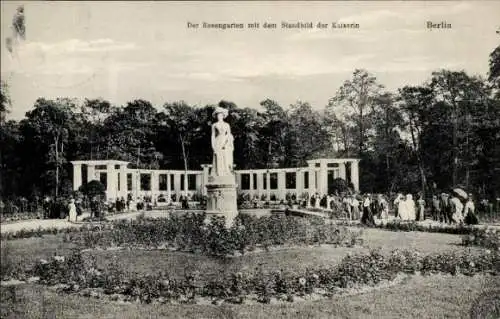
[211,121,234,177]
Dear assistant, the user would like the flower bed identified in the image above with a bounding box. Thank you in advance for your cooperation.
[15,248,499,305]
[461,228,500,250]
[65,214,363,256]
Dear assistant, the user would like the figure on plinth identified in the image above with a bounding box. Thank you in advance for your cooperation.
[205,106,238,226]
[211,107,234,178]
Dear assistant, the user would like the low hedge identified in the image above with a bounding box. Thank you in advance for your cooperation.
[65,213,363,256]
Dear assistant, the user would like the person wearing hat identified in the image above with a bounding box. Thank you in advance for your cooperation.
[464,194,478,225]
[211,106,234,177]
[440,193,451,223]
[361,193,375,226]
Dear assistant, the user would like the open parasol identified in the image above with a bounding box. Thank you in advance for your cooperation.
[453,188,468,200]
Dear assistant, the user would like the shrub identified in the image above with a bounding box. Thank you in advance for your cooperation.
[65,214,363,256]
[18,248,500,305]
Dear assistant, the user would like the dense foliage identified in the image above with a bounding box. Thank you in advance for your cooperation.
[8,248,497,305]
[64,214,363,256]
[1,45,499,200]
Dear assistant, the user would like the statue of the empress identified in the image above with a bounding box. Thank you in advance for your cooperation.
[211,107,234,177]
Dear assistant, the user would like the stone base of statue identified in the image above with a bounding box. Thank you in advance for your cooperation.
[205,174,238,227]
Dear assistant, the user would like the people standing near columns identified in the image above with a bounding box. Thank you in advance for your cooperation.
[361,194,375,226]
[441,193,451,223]
[405,194,416,221]
[432,195,441,221]
[378,194,389,220]
[394,193,404,219]
[450,194,464,224]
[350,194,360,220]
[397,194,408,220]
[417,194,425,221]
[464,194,478,225]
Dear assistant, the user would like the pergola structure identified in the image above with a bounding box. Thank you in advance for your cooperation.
[71,158,360,202]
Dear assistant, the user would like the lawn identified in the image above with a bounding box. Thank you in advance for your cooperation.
[2,274,498,319]
[1,227,496,318]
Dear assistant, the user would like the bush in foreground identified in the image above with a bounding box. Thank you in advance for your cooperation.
[24,248,500,304]
[65,214,363,256]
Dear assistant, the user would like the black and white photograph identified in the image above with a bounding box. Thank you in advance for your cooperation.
[1,1,499,318]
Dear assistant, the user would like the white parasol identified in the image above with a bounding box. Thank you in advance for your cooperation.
[453,188,468,200]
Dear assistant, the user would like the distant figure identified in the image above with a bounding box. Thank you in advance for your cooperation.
[68,199,77,223]
[350,195,360,220]
[90,197,101,219]
[397,194,408,220]
[432,195,441,221]
[450,195,464,224]
[406,194,416,221]
[361,194,375,226]
[464,194,478,225]
[211,107,234,177]
[441,193,452,223]
[378,195,389,220]
[394,194,404,218]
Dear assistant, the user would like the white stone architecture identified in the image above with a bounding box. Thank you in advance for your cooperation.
[71,158,360,202]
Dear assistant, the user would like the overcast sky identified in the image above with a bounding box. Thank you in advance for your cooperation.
[1,1,499,120]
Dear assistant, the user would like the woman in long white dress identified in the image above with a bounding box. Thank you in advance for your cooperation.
[397,194,408,220]
[68,199,77,223]
[405,194,416,221]
[211,107,234,177]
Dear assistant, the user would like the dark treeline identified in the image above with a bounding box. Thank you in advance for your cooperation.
[1,46,499,200]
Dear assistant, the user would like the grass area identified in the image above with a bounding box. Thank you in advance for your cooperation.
[1,228,480,281]
[2,274,498,318]
[1,226,495,318]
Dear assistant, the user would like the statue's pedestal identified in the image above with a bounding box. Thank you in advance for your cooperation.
[205,175,238,227]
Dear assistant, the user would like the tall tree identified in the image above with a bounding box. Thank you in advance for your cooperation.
[20,98,77,197]
[328,69,383,156]
[398,86,434,196]
[429,70,488,187]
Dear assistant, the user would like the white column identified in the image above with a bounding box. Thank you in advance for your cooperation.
[351,160,360,192]
[257,172,263,198]
[87,165,96,182]
[131,170,137,199]
[106,163,116,201]
[319,159,328,195]
[150,171,157,200]
[195,173,202,195]
[201,165,210,196]
[339,162,346,180]
[174,173,180,199]
[296,170,302,197]
[249,172,254,198]
[73,163,82,191]
[266,172,271,200]
[278,171,286,200]
[166,173,171,203]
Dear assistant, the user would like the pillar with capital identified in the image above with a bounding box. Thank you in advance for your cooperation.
[307,163,316,197]
[319,159,328,195]
[87,165,96,183]
[351,160,360,192]
[72,163,82,191]
[106,163,117,201]
[339,161,346,181]
[119,164,127,199]
[201,164,211,196]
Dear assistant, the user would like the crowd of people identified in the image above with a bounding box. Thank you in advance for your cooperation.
[307,190,482,226]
